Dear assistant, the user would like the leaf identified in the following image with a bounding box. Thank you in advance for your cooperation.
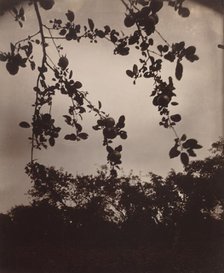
[179,7,190,17]
[119,131,127,139]
[88,18,94,31]
[169,146,180,158]
[150,0,163,13]
[49,137,55,147]
[170,114,181,122]
[175,61,183,80]
[0,53,7,62]
[164,52,175,62]
[19,121,30,128]
[175,41,185,51]
[181,134,187,141]
[115,145,122,152]
[69,70,73,79]
[64,134,76,141]
[157,45,163,52]
[117,115,125,128]
[194,144,203,149]
[74,81,82,89]
[104,25,111,34]
[96,30,105,38]
[92,125,100,130]
[59,29,67,36]
[218,44,224,49]
[106,146,113,153]
[98,101,102,109]
[10,43,15,54]
[183,138,198,149]
[180,152,189,166]
[63,115,72,125]
[30,61,35,71]
[133,64,138,75]
[126,70,134,78]
[187,149,196,157]
[171,102,178,106]
[78,133,88,140]
[66,10,75,22]
[75,123,82,132]
[185,46,196,56]
[19,7,24,17]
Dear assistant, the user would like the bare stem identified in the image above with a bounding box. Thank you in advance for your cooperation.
[155,29,171,47]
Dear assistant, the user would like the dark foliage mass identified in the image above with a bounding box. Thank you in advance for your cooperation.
[0,139,224,272]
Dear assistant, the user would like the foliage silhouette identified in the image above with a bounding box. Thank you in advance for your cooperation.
[1,139,224,272]
[0,0,204,179]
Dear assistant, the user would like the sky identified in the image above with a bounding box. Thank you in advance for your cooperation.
[0,0,223,213]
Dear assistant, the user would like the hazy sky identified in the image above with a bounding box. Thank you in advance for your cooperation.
[0,0,223,212]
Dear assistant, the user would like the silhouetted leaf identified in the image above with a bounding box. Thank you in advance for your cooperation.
[175,41,185,51]
[59,29,67,36]
[164,52,175,62]
[150,0,163,13]
[104,25,111,34]
[49,137,55,147]
[19,121,30,128]
[30,61,35,70]
[66,10,75,22]
[194,144,203,149]
[115,145,122,152]
[64,134,76,141]
[170,114,181,122]
[181,134,187,141]
[169,146,180,158]
[19,7,24,17]
[92,125,100,130]
[183,138,198,149]
[175,61,183,80]
[75,123,82,132]
[171,102,178,106]
[74,81,82,89]
[10,43,15,54]
[63,115,72,125]
[88,18,94,31]
[179,7,190,17]
[120,131,127,139]
[218,44,224,49]
[133,64,138,75]
[78,133,88,140]
[0,53,7,62]
[106,146,113,153]
[187,149,196,157]
[117,115,125,128]
[96,30,105,38]
[180,152,189,166]
[185,46,196,56]
[126,70,134,78]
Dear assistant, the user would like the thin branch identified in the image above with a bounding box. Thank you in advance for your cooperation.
[44,25,61,56]
[120,0,130,10]
[31,1,48,163]
[155,29,171,47]
[15,30,41,48]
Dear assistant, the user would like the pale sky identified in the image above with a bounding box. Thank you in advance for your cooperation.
[0,0,223,212]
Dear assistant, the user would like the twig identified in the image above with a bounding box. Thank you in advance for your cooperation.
[155,29,171,47]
